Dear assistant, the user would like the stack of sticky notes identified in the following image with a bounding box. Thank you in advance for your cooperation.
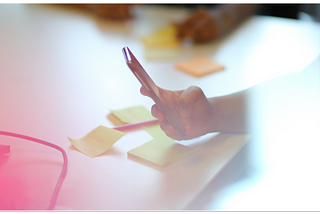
[110,106,193,168]
[69,105,193,168]
[141,25,180,60]
[141,25,179,48]
[175,56,225,77]
[127,137,193,168]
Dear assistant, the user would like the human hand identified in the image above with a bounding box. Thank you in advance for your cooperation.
[140,86,214,140]
[176,8,221,43]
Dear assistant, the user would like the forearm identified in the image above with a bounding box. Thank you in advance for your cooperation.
[208,90,248,133]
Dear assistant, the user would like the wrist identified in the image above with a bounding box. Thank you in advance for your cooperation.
[206,97,218,134]
[207,92,247,133]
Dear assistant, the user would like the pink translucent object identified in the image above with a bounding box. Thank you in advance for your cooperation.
[0,144,10,155]
[112,119,158,131]
[0,131,68,210]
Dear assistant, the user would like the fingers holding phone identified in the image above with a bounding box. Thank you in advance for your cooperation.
[140,86,214,140]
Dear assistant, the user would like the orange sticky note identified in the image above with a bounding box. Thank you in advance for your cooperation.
[175,56,225,77]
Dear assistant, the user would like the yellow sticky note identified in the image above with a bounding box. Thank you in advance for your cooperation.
[111,106,171,139]
[142,37,179,48]
[127,138,194,168]
[110,105,155,124]
[141,26,179,48]
[142,124,172,141]
[141,25,180,60]
[68,126,126,158]
[144,47,179,60]
[110,106,193,168]
[175,56,225,77]
[152,25,177,37]
[107,113,127,126]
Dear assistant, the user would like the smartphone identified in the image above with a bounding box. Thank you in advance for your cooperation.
[122,46,186,139]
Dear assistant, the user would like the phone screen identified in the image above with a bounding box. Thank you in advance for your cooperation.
[122,47,186,138]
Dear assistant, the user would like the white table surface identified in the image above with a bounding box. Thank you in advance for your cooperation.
[0,4,319,210]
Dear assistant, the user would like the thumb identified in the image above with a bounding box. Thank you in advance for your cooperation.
[178,86,204,118]
[140,86,149,97]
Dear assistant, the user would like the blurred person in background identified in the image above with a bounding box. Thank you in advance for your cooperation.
[83,4,319,43]
[81,4,259,43]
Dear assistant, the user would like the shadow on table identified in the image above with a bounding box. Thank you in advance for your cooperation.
[184,137,254,210]
[129,132,252,210]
